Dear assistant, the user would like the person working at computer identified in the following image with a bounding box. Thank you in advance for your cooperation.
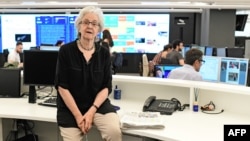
[7,41,23,68]
[168,48,204,81]
[54,6,122,141]
[165,39,185,65]
[148,43,173,76]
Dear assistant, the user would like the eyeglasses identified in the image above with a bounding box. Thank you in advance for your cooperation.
[199,59,205,64]
[80,20,99,27]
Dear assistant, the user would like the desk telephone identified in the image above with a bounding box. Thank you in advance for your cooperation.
[142,96,183,115]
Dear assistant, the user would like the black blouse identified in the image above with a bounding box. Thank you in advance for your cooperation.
[55,40,115,127]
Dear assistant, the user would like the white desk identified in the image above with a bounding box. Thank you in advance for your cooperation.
[1,75,250,141]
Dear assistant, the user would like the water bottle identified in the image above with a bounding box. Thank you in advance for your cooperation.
[114,85,121,100]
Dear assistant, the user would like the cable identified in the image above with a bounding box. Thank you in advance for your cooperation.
[201,101,224,114]
[201,109,224,114]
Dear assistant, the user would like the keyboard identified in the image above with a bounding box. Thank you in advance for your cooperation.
[38,97,57,107]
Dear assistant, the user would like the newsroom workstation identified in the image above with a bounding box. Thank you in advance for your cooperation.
[1,1,250,141]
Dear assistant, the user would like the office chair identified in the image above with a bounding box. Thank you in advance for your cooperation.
[142,54,149,77]
[0,53,5,68]
[3,49,9,62]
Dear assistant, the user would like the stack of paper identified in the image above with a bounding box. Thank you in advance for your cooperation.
[120,112,165,129]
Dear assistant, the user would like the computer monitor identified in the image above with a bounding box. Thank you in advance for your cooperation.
[216,47,226,57]
[40,46,60,51]
[226,48,244,58]
[191,45,205,54]
[205,46,214,56]
[0,68,21,97]
[199,56,221,82]
[181,46,191,58]
[154,64,181,78]
[220,57,249,86]
[23,50,58,103]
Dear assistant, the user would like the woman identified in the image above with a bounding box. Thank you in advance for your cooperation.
[55,6,122,141]
[148,43,173,76]
[102,29,114,49]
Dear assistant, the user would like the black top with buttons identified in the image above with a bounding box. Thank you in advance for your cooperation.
[55,39,115,127]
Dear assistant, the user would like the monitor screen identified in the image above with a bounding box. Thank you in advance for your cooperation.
[199,56,221,82]
[0,13,170,54]
[216,48,226,57]
[106,14,170,53]
[191,45,205,54]
[0,14,78,51]
[154,64,181,78]
[23,50,58,86]
[205,46,214,56]
[220,57,249,86]
[181,46,191,58]
[226,48,244,58]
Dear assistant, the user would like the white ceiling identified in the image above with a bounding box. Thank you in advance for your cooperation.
[1,0,250,9]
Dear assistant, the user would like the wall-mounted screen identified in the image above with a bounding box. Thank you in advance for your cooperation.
[106,14,170,53]
[199,56,221,82]
[0,13,170,54]
[0,14,77,52]
[220,57,249,86]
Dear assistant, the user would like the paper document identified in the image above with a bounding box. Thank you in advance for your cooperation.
[120,112,165,129]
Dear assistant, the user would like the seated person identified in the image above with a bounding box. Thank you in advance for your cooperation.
[168,48,204,81]
[7,41,23,68]
[165,39,184,66]
[148,43,173,76]
[155,67,163,78]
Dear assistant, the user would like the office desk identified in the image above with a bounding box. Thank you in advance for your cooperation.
[1,98,250,141]
[1,75,250,141]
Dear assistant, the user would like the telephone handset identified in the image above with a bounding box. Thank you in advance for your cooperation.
[142,96,182,115]
[143,96,156,108]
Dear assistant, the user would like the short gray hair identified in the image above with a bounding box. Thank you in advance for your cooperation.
[75,6,104,34]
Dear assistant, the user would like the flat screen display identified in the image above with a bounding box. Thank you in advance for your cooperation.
[191,45,205,54]
[205,46,213,56]
[0,13,170,54]
[0,14,77,52]
[199,56,221,82]
[181,46,191,58]
[154,64,181,78]
[216,48,226,57]
[226,48,244,58]
[106,14,170,53]
[23,50,58,86]
[220,57,249,86]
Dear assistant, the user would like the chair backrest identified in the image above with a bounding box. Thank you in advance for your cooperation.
[3,49,9,62]
[0,53,5,68]
[113,52,123,68]
[142,54,149,77]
